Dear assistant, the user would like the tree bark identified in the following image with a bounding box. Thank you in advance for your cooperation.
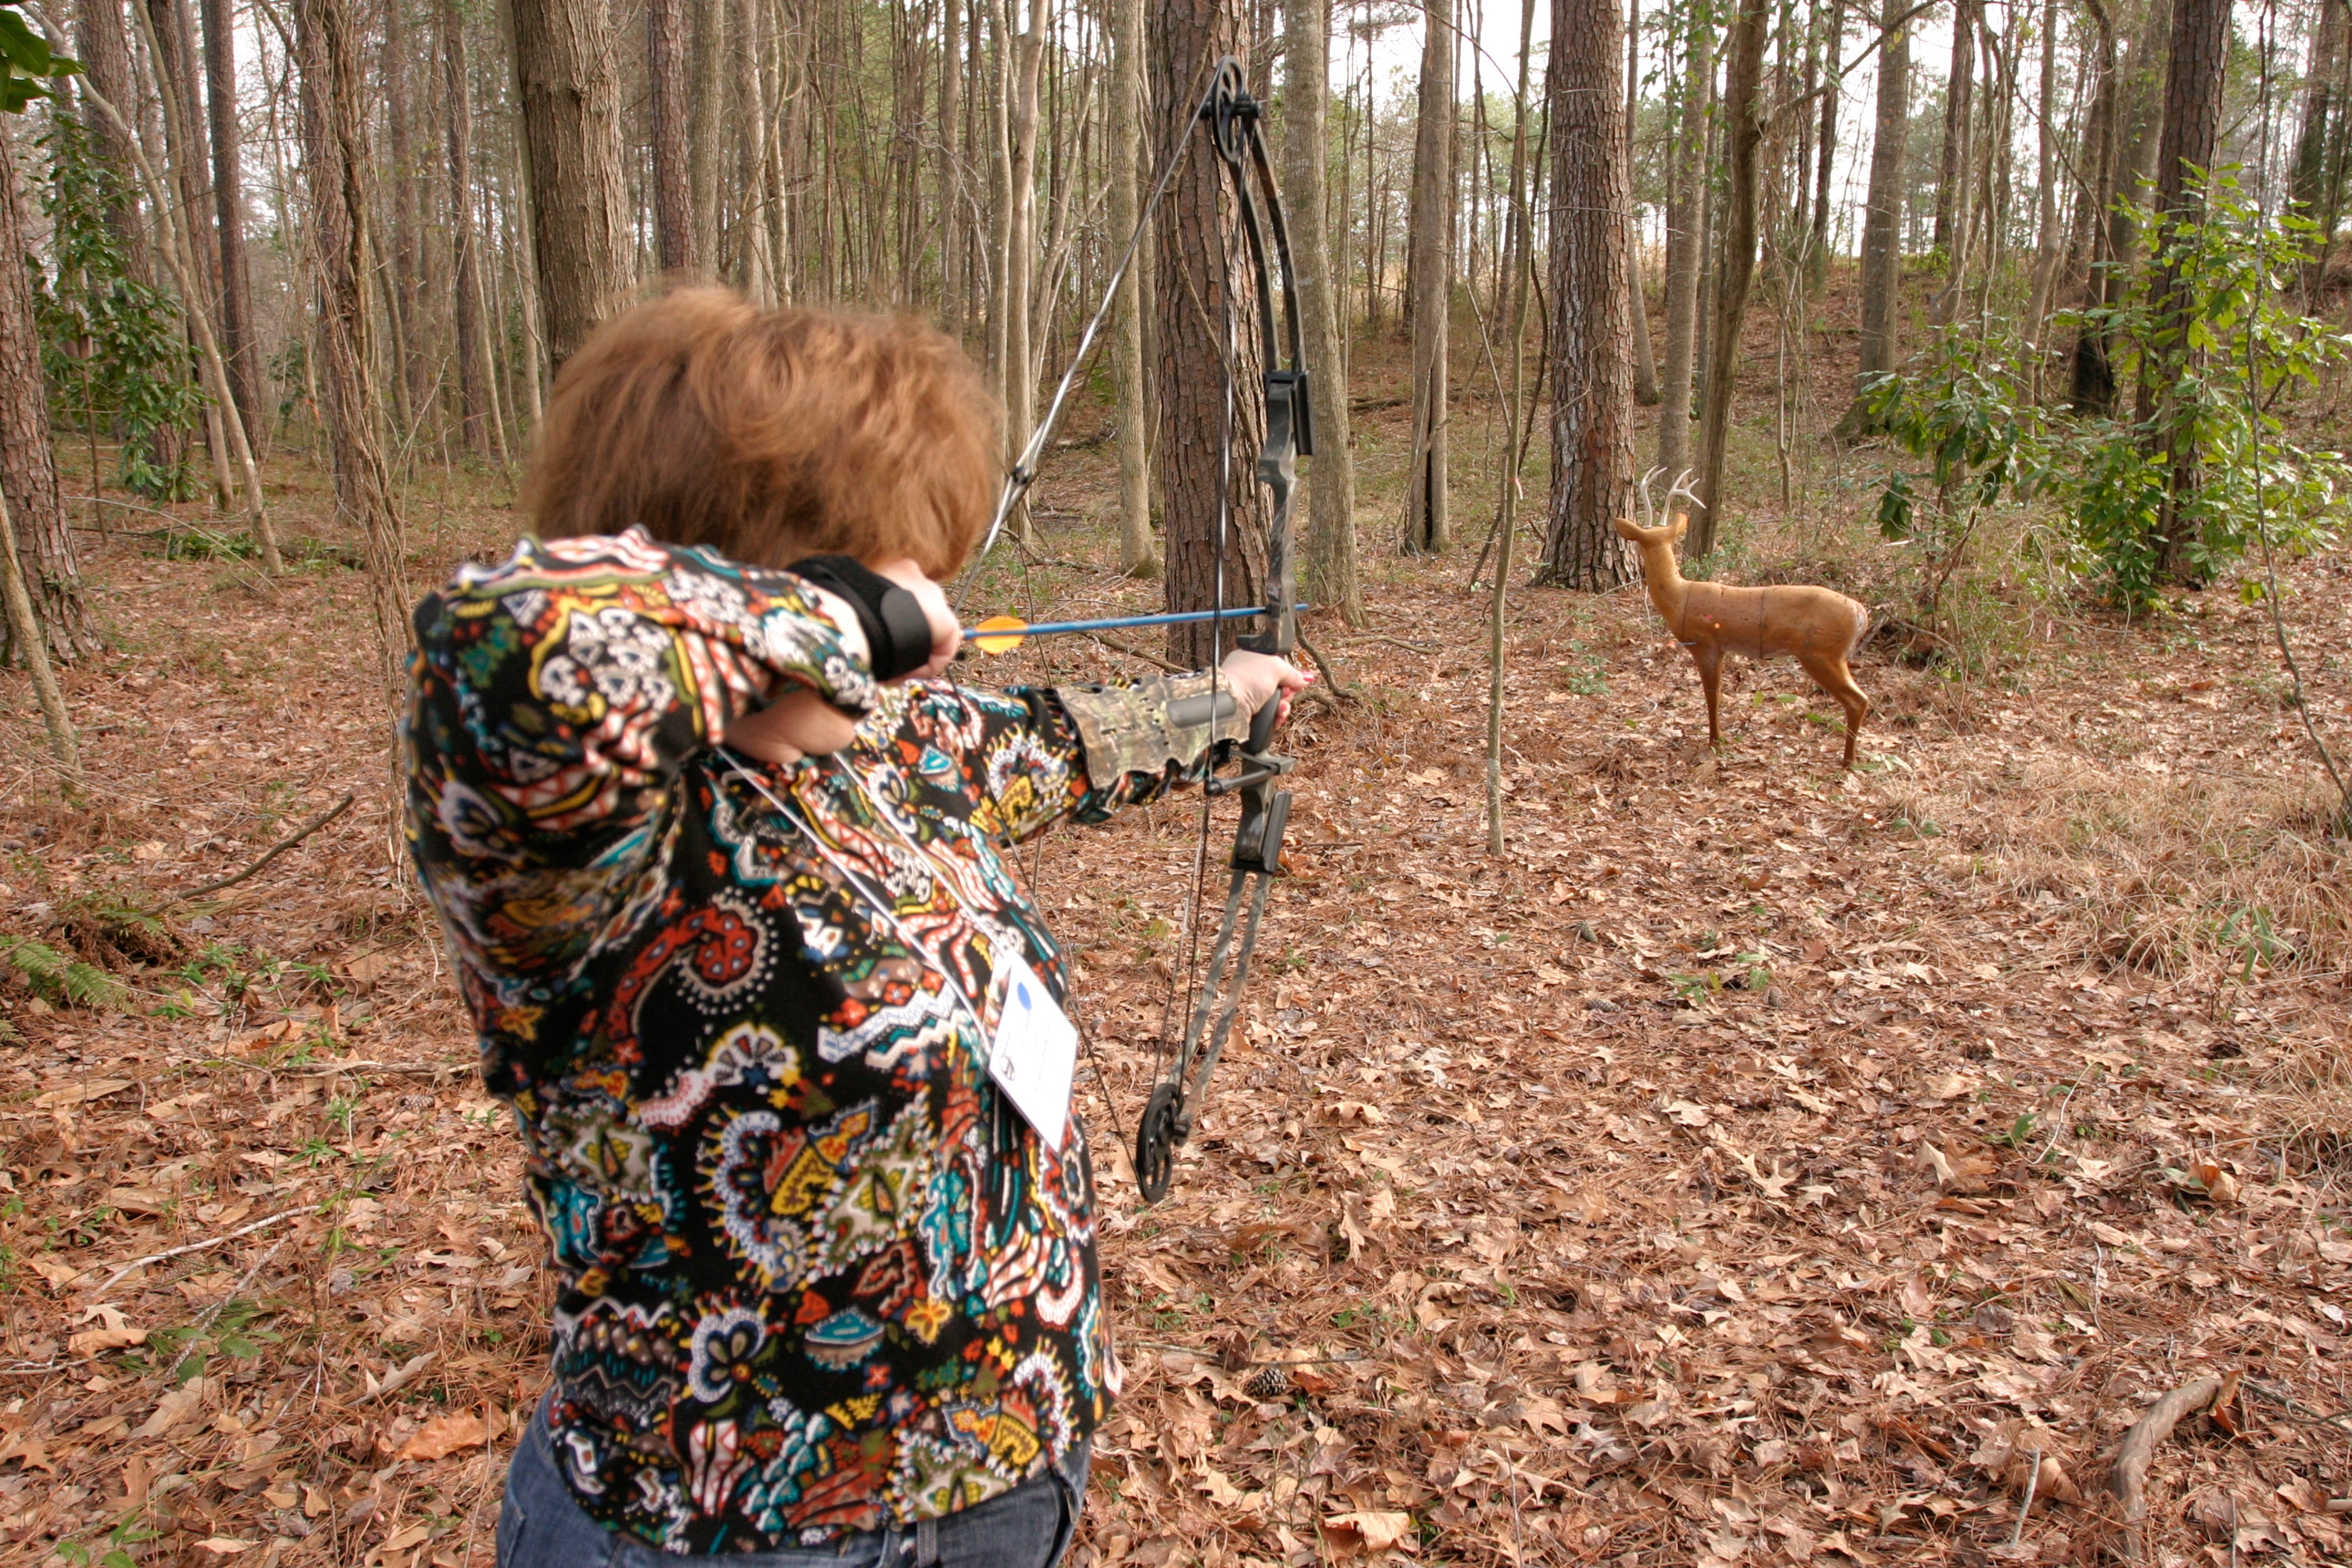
[2065,0,2120,410]
[2110,0,2173,269]
[295,0,411,703]
[1004,0,1046,463]
[381,0,429,427]
[1285,0,1360,620]
[0,129,99,666]
[199,0,259,434]
[1658,11,1710,478]
[2140,0,2230,583]
[1688,0,1768,558]
[1931,0,1977,258]
[510,0,633,368]
[2023,0,2060,339]
[1151,0,1265,664]
[0,485,80,783]
[646,0,695,272]
[1403,0,1454,554]
[438,0,500,459]
[1108,0,1157,577]
[1845,0,1909,429]
[1626,0,1660,406]
[1807,0,1844,279]
[689,0,726,272]
[1538,0,1635,589]
[74,0,152,282]
[2291,0,2347,262]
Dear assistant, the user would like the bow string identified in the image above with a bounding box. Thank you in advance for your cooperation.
[964,55,1312,1206]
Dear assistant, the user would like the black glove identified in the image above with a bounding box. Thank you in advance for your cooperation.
[786,556,937,682]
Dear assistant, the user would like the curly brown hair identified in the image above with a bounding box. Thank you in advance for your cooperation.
[522,288,1001,578]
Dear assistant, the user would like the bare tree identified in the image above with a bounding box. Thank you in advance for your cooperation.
[1844,0,1909,433]
[1151,0,1264,662]
[1538,0,1635,589]
[1657,11,1709,477]
[1688,0,1768,557]
[200,0,260,430]
[0,125,98,664]
[510,0,633,367]
[1284,0,1358,620]
[1626,0,1659,406]
[2140,0,2230,583]
[1403,0,1453,554]
[647,0,695,272]
[296,0,410,700]
[1108,0,1156,577]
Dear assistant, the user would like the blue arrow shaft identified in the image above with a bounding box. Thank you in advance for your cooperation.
[961,603,1307,641]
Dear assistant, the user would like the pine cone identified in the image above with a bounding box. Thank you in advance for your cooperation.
[1244,1364,1292,1401]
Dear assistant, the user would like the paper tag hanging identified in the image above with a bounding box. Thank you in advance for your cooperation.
[985,955,1078,1150]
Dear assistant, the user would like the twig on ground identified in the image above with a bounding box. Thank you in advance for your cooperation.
[280,1059,468,1078]
[2011,1445,2043,1546]
[84,1207,309,1296]
[167,1236,287,1379]
[171,793,356,902]
[1295,629,1360,703]
[1346,632,1438,655]
[2110,1374,2227,1563]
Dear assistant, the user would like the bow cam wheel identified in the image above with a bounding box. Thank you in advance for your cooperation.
[1135,1083,1180,1205]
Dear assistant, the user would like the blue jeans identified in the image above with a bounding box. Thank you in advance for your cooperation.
[496,1404,1090,1567]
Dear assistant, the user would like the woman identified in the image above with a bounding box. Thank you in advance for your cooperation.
[403,289,1304,1566]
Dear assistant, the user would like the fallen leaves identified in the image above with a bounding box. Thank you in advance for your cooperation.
[1319,1510,1415,1559]
[394,1408,505,1462]
[65,1304,146,1357]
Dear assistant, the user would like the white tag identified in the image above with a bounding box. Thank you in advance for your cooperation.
[986,955,1078,1150]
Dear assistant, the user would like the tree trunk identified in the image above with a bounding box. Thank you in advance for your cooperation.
[1807,0,1844,280]
[1626,0,1660,406]
[2292,0,2347,277]
[1845,0,1909,430]
[2110,0,2172,269]
[2140,0,2230,584]
[0,130,98,666]
[1539,0,1636,589]
[938,0,964,331]
[647,0,696,272]
[1151,0,1264,664]
[2023,0,2060,340]
[1931,0,1976,258]
[2065,2,2120,410]
[689,0,726,272]
[510,0,633,368]
[1285,0,1360,620]
[1403,0,1453,555]
[1107,0,1156,577]
[200,0,259,435]
[296,0,410,703]
[438,0,500,460]
[75,0,153,281]
[1004,0,1046,462]
[1658,11,1710,478]
[144,0,217,298]
[1688,0,1768,558]
[381,0,430,430]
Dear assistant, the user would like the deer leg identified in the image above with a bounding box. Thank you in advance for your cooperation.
[1799,654,1870,769]
[1687,642,1724,748]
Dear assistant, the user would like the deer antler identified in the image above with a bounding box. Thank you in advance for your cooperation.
[1636,467,1666,532]
[1663,469,1700,524]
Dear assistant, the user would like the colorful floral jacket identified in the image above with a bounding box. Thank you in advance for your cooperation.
[402,529,1242,1552]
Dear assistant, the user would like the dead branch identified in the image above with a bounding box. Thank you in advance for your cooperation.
[2110,1374,2227,1562]
[83,1207,309,1296]
[172,793,356,902]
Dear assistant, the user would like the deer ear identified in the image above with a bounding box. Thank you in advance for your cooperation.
[1669,513,1690,542]
[1611,517,1640,540]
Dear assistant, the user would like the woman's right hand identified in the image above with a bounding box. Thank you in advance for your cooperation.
[725,688,860,765]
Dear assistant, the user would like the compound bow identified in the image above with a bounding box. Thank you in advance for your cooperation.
[969,56,1312,1205]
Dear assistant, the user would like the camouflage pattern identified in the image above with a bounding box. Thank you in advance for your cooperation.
[1058,671,1251,783]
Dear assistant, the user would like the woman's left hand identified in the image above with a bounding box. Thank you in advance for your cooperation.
[1219,649,1312,726]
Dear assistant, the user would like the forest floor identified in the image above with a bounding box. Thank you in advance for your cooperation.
[3,331,2351,1568]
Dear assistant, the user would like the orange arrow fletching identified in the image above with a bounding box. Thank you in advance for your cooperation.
[969,615,1028,655]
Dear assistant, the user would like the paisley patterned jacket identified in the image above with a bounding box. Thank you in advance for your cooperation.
[403,530,1242,1552]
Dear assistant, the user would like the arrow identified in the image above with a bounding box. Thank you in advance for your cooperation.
[960,604,1309,656]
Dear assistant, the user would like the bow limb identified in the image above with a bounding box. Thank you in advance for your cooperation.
[1132,58,1309,1206]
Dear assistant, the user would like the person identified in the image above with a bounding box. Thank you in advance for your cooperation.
[402,287,1306,1567]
